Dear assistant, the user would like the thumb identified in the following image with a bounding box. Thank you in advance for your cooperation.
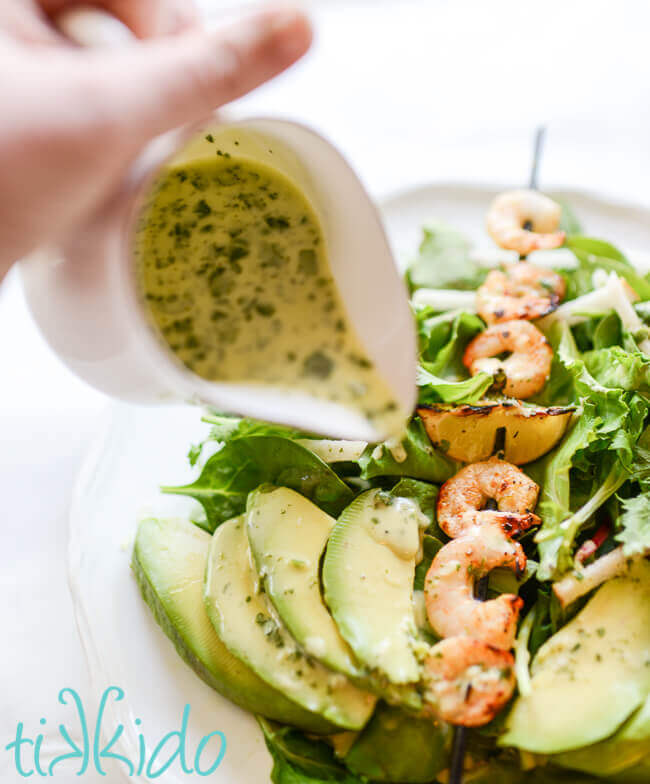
[82,6,312,142]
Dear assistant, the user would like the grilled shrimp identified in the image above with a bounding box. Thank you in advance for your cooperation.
[436,458,540,539]
[463,319,553,399]
[423,637,516,726]
[476,262,566,324]
[486,189,565,256]
[424,533,525,650]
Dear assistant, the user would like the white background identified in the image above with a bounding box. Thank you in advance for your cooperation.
[2,0,650,781]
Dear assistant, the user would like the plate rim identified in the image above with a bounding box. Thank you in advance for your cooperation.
[379,179,650,220]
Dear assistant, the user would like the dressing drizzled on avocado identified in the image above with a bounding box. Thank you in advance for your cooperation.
[134,153,402,434]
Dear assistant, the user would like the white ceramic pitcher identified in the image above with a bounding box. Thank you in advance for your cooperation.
[20,9,416,440]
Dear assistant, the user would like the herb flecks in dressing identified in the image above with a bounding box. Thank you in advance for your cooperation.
[135,156,400,432]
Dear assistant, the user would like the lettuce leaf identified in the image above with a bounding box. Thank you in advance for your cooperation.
[415,310,493,403]
[583,346,650,400]
[417,310,485,369]
[532,323,648,578]
[546,322,646,463]
[616,493,650,557]
[406,221,486,292]
[536,450,629,580]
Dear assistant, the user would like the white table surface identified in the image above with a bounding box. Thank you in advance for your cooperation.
[2,0,650,781]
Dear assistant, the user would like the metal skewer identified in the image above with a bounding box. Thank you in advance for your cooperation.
[528,126,546,191]
[521,125,546,240]
[447,504,493,784]
[448,128,546,783]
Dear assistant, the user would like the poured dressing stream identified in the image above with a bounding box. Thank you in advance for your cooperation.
[134,154,404,436]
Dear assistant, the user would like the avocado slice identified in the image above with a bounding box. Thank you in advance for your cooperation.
[246,486,359,676]
[610,755,650,783]
[132,517,333,733]
[554,695,650,777]
[343,702,450,782]
[501,558,650,754]
[323,489,427,685]
[204,516,376,730]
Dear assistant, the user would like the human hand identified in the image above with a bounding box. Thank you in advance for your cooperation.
[0,0,312,280]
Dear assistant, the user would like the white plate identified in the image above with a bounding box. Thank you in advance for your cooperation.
[69,183,650,783]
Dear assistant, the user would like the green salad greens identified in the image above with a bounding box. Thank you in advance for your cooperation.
[133,197,650,784]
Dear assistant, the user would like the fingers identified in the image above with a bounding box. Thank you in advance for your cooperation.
[39,0,200,38]
[0,3,311,270]
[83,6,312,140]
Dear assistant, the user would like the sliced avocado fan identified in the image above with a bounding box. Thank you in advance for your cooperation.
[245,486,360,677]
[132,517,334,733]
[203,516,376,731]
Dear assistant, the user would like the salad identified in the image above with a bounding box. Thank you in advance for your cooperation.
[133,189,650,783]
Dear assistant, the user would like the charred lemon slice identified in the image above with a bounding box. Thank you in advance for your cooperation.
[417,400,574,465]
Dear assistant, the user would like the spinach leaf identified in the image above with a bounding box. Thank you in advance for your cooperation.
[414,534,445,591]
[591,312,622,350]
[488,560,538,597]
[359,418,458,484]
[202,413,307,441]
[527,591,555,656]
[417,364,492,404]
[406,221,486,291]
[567,236,650,300]
[557,261,595,301]
[343,702,450,782]
[571,313,622,354]
[258,718,360,784]
[567,236,631,266]
[163,436,354,531]
[390,477,439,526]
[458,760,602,783]
[187,414,307,467]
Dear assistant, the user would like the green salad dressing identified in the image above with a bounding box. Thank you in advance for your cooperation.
[134,155,401,433]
